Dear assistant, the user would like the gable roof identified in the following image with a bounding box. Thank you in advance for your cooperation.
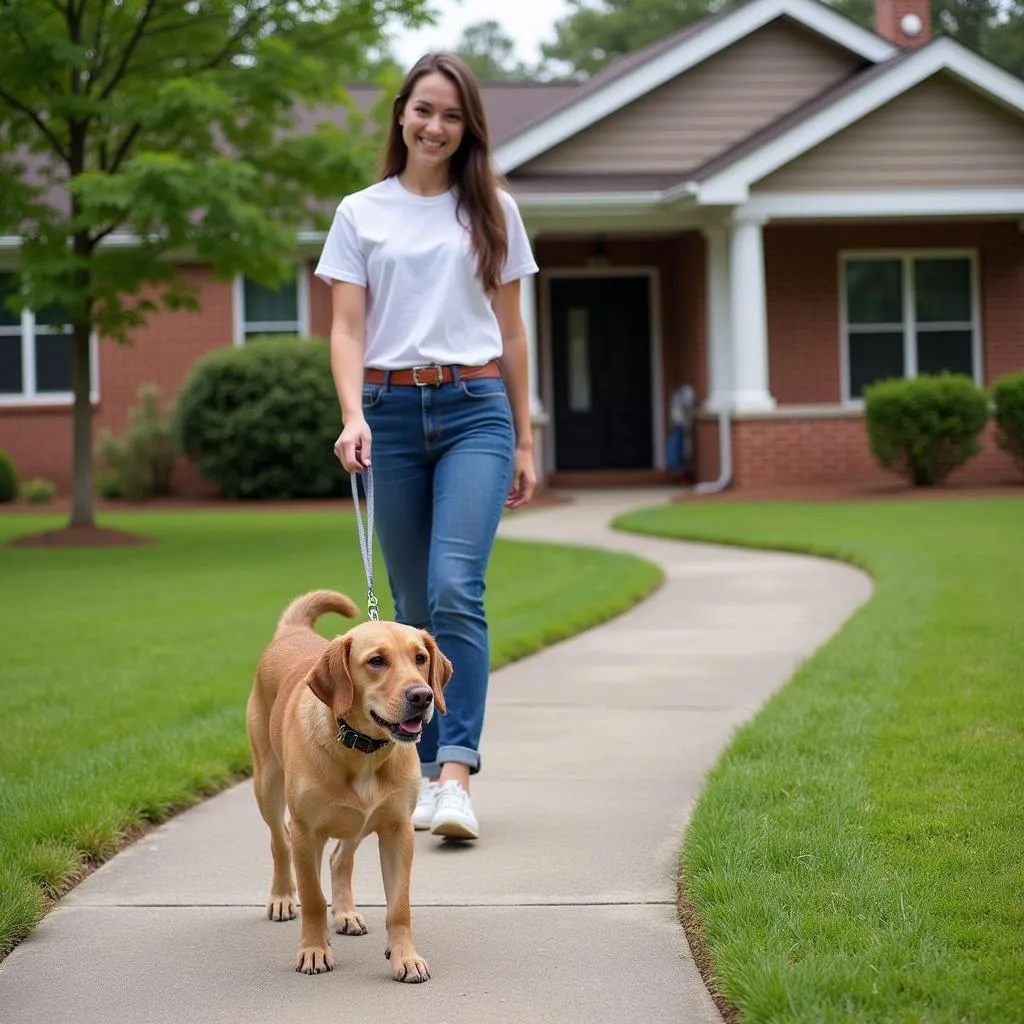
[493,0,897,173]
[692,34,1024,201]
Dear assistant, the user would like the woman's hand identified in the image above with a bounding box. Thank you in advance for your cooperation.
[505,447,536,509]
[335,416,372,473]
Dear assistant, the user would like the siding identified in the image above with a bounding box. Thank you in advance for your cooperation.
[520,18,862,176]
[755,72,1024,191]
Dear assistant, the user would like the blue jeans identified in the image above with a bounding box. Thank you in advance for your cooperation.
[362,371,514,776]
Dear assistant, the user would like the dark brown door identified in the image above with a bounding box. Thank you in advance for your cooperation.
[550,275,653,471]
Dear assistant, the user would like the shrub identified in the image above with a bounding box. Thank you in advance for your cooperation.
[22,478,56,505]
[0,450,18,503]
[97,385,177,500]
[992,371,1024,479]
[864,373,989,487]
[175,335,347,500]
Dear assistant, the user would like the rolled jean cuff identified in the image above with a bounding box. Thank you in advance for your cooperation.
[420,745,481,778]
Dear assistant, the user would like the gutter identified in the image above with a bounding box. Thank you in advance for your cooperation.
[693,405,733,495]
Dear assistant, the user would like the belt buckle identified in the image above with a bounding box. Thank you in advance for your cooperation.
[412,364,444,387]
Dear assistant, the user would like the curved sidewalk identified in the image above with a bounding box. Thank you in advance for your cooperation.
[0,489,871,1024]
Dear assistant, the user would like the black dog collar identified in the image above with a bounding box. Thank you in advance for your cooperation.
[336,718,390,754]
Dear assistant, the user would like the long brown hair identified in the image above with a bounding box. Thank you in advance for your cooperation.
[381,53,508,295]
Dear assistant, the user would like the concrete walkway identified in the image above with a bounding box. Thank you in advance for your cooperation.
[0,489,871,1024]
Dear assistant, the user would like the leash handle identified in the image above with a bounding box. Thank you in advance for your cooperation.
[351,463,379,621]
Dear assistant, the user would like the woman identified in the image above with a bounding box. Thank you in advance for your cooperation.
[315,53,538,841]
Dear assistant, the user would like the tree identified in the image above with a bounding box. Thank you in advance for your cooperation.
[0,0,431,531]
[541,0,726,79]
[540,0,1024,78]
[454,19,530,80]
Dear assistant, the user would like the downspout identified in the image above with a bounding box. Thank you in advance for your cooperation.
[693,405,733,495]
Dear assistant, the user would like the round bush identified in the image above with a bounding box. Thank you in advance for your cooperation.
[175,336,347,500]
[864,373,989,487]
[0,450,19,503]
[22,478,56,505]
[992,371,1024,480]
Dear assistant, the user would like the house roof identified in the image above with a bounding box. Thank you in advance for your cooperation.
[693,34,1024,201]
[492,0,898,172]
[487,11,1024,212]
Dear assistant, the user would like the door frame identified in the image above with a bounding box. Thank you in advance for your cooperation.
[540,266,665,475]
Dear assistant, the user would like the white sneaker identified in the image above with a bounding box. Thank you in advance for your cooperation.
[412,781,439,831]
[430,780,479,840]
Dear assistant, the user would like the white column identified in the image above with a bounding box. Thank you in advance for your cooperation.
[728,214,776,412]
[519,268,544,419]
[519,253,549,488]
[702,225,732,411]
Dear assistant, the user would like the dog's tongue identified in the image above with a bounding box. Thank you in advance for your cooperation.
[399,718,422,736]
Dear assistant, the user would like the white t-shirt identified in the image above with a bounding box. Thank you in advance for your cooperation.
[315,176,538,369]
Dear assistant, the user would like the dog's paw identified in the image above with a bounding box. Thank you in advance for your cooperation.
[267,894,297,922]
[295,945,334,975]
[334,911,368,936]
[385,947,430,983]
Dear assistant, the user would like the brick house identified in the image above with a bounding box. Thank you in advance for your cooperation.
[2,0,1023,493]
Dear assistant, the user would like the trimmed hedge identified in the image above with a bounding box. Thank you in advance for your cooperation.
[992,371,1024,480]
[0,450,18,503]
[864,373,989,487]
[175,335,347,500]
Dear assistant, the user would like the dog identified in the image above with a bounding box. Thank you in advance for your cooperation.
[246,589,452,981]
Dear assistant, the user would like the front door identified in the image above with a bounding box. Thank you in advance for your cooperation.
[550,275,653,471]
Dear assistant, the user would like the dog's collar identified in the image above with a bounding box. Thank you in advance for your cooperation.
[336,718,390,754]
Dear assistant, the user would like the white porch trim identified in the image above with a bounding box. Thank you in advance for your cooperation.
[728,215,776,413]
[518,266,545,421]
[741,189,1024,220]
[494,0,895,173]
[698,37,1024,204]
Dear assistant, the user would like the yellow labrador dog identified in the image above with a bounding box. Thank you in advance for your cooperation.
[246,589,451,980]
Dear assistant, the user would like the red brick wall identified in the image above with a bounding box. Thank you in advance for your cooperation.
[737,220,1023,487]
[765,220,1024,403]
[728,417,1016,487]
[0,266,234,494]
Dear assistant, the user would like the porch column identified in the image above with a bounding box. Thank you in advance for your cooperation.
[519,255,549,487]
[520,266,543,419]
[702,225,732,411]
[728,214,776,412]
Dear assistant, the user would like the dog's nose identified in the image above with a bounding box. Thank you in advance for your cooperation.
[405,685,433,709]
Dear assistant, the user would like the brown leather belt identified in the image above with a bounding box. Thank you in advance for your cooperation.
[364,361,502,387]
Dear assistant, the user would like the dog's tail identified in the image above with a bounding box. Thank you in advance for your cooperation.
[276,590,361,633]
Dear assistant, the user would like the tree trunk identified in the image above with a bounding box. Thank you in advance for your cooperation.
[69,319,94,526]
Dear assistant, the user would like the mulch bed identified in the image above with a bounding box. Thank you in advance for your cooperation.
[8,524,153,549]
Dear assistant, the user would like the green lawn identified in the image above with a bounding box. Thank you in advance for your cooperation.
[0,508,661,958]
[616,497,1024,1024]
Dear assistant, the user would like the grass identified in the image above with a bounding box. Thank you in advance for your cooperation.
[616,497,1024,1024]
[0,507,662,959]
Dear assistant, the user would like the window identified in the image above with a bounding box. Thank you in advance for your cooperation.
[235,270,306,344]
[0,271,90,404]
[842,253,979,401]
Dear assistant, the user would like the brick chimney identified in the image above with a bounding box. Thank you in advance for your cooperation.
[874,0,932,47]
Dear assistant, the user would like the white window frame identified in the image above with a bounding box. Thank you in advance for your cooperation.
[0,276,99,407]
[839,249,983,405]
[233,264,310,347]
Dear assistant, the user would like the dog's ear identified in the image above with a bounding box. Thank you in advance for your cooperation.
[305,636,354,720]
[420,631,452,716]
